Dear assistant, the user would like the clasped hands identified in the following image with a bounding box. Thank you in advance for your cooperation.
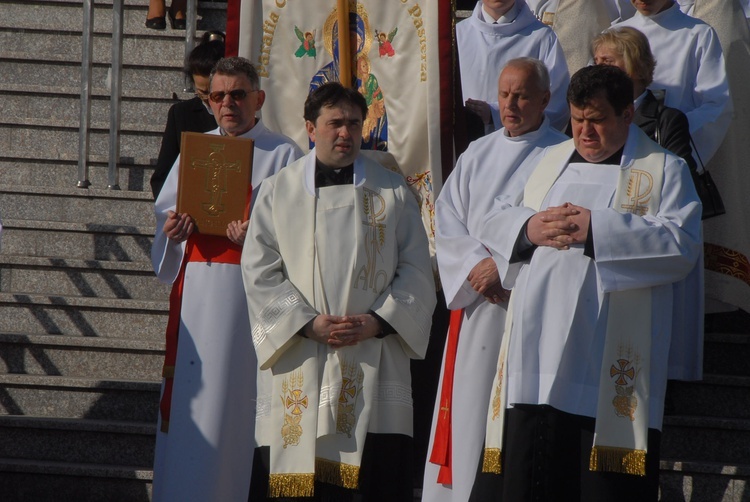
[163,210,248,245]
[526,203,591,250]
[302,314,381,347]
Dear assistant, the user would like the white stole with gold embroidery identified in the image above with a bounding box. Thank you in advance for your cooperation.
[483,136,665,476]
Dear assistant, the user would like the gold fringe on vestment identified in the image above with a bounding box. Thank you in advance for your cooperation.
[481,448,502,474]
[268,473,315,498]
[589,446,646,476]
[315,457,360,489]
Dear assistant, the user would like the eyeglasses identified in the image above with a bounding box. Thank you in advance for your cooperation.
[208,89,257,104]
[194,88,210,102]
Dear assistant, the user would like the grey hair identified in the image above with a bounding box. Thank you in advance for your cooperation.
[209,57,260,90]
[502,57,551,93]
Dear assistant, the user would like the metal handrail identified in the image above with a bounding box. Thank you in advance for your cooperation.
[77,0,199,189]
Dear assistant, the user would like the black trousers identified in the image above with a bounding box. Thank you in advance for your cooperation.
[470,404,661,502]
[249,433,413,502]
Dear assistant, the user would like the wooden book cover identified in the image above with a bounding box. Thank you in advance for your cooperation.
[177,132,254,236]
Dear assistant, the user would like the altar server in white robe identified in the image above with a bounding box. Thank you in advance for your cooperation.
[615,0,731,164]
[423,58,567,502]
[151,57,302,502]
[458,0,570,135]
[242,82,436,501]
[472,65,703,501]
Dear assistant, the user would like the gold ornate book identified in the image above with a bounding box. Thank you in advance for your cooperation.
[176,132,254,236]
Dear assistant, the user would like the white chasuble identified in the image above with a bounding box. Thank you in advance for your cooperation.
[423,120,567,502]
[243,151,436,497]
[457,1,570,131]
[479,127,703,475]
[151,123,302,502]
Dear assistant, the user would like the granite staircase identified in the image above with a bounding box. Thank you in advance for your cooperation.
[0,0,225,499]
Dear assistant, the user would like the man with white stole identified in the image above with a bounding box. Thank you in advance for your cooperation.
[615,0,731,165]
[423,58,567,502]
[242,82,436,501]
[458,0,570,138]
[151,57,302,502]
[472,65,703,501]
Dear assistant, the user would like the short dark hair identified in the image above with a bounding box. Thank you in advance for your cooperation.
[567,65,634,116]
[304,82,368,124]
[184,31,225,80]
[210,57,260,90]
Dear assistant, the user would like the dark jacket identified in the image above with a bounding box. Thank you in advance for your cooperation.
[150,96,218,198]
[633,89,698,173]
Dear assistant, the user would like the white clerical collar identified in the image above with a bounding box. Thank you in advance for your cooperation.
[218,118,265,139]
[640,1,678,20]
[501,115,550,142]
[303,148,365,196]
[481,2,519,24]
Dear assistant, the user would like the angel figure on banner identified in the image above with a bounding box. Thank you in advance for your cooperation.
[308,6,388,151]
[294,27,316,59]
[376,28,397,58]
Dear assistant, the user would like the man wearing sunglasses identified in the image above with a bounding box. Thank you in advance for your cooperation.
[242,82,436,501]
[151,57,302,501]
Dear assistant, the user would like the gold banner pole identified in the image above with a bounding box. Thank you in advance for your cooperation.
[336,0,352,87]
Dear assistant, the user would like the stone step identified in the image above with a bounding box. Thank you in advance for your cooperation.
[0,255,171,301]
[704,332,750,376]
[0,123,163,165]
[0,292,167,341]
[0,0,226,38]
[670,375,750,419]
[0,89,178,132]
[0,157,154,192]
[0,59,186,101]
[0,29,184,69]
[660,460,750,502]
[662,416,750,465]
[0,374,159,422]
[0,458,152,502]
[0,185,155,227]
[0,219,155,262]
[0,415,155,467]
[0,332,164,381]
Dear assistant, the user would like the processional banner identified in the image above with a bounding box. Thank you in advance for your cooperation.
[236,0,446,257]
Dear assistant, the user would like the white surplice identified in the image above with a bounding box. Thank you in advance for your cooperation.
[479,127,703,433]
[242,151,436,495]
[457,1,570,131]
[422,118,567,502]
[151,121,302,502]
[615,2,731,164]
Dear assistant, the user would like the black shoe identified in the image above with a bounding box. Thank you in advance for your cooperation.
[168,10,186,30]
[145,16,166,30]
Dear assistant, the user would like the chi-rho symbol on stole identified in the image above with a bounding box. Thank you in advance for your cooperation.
[354,187,388,294]
[191,143,242,216]
[621,169,653,216]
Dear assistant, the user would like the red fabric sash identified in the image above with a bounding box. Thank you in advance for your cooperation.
[428,308,465,484]
[224,0,240,57]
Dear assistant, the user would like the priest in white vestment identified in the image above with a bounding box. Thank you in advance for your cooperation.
[423,58,567,502]
[458,0,570,136]
[615,0,731,164]
[151,57,302,502]
[472,65,703,501]
[242,82,436,501]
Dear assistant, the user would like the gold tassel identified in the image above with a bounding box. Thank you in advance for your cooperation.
[160,420,169,433]
[315,457,360,489]
[162,365,175,378]
[268,473,315,498]
[589,446,646,476]
[481,448,502,474]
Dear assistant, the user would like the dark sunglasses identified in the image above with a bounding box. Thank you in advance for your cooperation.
[208,89,257,104]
